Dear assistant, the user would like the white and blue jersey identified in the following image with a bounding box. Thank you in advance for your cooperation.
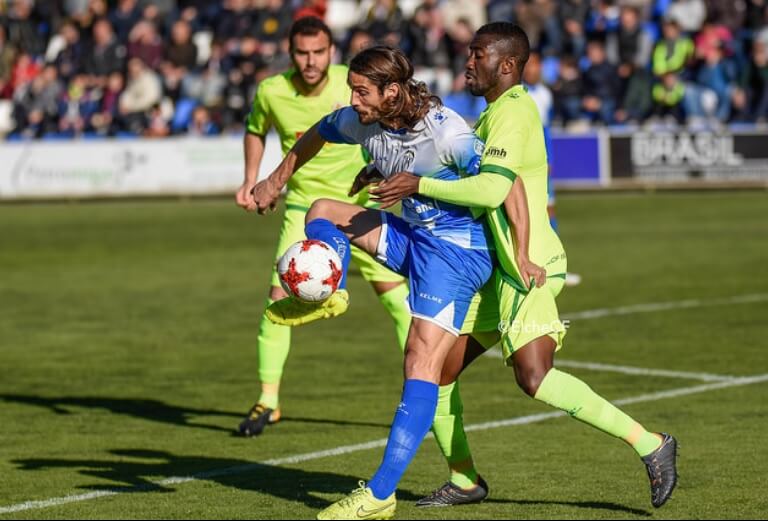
[318,105,489,251]
[318,104,493,335]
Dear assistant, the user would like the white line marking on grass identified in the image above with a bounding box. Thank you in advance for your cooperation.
[484,353,739,382]
[3,373,767,515]
[561,293,768,322]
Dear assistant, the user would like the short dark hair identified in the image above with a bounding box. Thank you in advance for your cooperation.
[289,16,333,50]
[476,22,530,74]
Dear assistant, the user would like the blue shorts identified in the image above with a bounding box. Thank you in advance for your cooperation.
[376,213,493,335]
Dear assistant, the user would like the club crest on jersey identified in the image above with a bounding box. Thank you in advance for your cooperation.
[433,110,446,123]
[392,149,415,172]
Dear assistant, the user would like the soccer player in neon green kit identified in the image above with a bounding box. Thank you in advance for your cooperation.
[234,17,410,436]
[373,22,679,509]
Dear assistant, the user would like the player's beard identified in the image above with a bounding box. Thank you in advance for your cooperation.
[300,67,327,88]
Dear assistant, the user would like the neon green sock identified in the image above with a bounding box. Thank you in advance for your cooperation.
[257,298,290,408]
[534,368,662,457]
[431,381,478,488]
[377,283,411,351]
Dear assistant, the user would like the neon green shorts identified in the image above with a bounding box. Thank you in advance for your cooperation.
[270,202,404,288]
[461,251,568,360]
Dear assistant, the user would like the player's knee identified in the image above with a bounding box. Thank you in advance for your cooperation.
[515,365,550,397]
[404,337,439,380]
[306,198,334,224]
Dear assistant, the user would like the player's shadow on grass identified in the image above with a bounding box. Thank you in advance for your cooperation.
[0,394,241,434]
[13,449,422,508]
[483,498,652,517]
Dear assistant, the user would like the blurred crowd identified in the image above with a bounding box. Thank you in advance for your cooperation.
[1,0,767,140]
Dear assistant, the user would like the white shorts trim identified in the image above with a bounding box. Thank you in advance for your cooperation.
[375,212,389,264]
[410,312,460,337]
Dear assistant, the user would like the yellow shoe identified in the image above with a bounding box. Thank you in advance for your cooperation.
[317,482,395,520]
[266,290,349,327]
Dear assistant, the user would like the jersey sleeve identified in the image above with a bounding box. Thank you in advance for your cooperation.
[318,106,363,145]
[478,108,529,181]
[245,81,272,136]
[418,172,513,209]
[438,126,484,176]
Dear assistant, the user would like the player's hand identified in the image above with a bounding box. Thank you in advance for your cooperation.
[518,255,546,289]
[251,179,280,215]
[369,171,419,209]
[235,181,258,212]
[349,165,384,197]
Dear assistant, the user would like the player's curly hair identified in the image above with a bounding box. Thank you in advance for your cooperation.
[349,46,441,130]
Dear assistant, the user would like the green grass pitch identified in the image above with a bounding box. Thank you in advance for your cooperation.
[1,191,767,519]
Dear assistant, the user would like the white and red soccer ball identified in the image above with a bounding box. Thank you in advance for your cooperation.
[277,240,342,303]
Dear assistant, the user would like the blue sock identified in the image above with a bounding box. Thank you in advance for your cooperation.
[368,379,439,499]
[305,218,351,289]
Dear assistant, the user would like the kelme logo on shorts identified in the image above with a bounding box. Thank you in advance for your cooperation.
[485,146,507,158]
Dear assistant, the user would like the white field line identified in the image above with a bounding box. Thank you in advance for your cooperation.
[560,293,768,322]
[480,293,768,382]
[3,373,768,515]
[484,353,739,383]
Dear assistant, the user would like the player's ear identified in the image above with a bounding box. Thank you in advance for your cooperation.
[500,56,516,76]
[383,82,400,103]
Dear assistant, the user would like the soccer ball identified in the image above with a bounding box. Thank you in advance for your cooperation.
[277,239,343,303]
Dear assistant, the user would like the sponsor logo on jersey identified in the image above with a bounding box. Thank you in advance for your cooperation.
[485,146,507,158]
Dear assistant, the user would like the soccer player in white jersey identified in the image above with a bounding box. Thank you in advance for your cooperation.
[251,45,542,520]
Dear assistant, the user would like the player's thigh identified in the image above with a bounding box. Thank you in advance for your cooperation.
[351,245,405,286]
[404,317,463,382]
[496,272,567,365]
[460,276,501,348]
[407,231,493,336]
[270,207,308,289]
[306,198,383,257]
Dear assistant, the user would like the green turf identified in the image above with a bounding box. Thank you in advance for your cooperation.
[1,192,767,519]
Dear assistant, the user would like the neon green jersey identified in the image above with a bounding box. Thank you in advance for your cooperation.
[420,84,564,288]
[246,64,367,208]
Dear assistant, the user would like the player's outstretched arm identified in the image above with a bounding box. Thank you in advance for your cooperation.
[237,132,266,212]
[504,177,546,288]
[371,170,513,209]
[251,122,327,213]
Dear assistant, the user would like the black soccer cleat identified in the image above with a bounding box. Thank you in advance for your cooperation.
[238,403,281,437]
[641,433,678,508]
[415,476,489,507]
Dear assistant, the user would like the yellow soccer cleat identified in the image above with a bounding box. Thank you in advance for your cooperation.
[317,482,395,520]
[266,289,349,327]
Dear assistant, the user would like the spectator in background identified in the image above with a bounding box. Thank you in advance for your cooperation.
[745,39,768,121]
[143,103,171,137]
[90,70,124,135]
[652,71,687,123]
[9,52,41,95]
[50,21,85,83]
[343,26,374,62]
[552,55,583,124]
[696,38,740,120]
[119,57,162,133]
[360,0,405,42]
[162,19,198,100]
[666,0,707,34]
[187,105,218,135]
[653,18,695,77]
[406,3,453,96]
[127,21,164,70]
[559,0,590,57]
[12,64,62,137]
[606,6,652,69]
[221,67,250,130]
[253,0,293,44]
[586,0,621,40]
[216,0,254,44]
[109,0,141,43]
[84,18,126,87]
[6,0,46,58]
[58,72,99,135]
[0,26,17,99]
[582,39,620,124]
[516,0,557,50]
